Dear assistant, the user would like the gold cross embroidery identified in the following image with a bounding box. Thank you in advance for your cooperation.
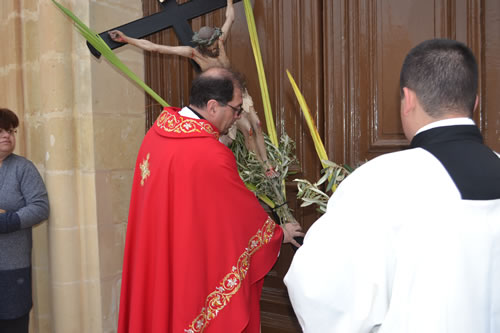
[140,153,151,186]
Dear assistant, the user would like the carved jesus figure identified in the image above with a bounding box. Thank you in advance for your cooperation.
[109,0,275,176]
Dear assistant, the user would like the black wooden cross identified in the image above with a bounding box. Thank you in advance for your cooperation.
[88,0,242,59]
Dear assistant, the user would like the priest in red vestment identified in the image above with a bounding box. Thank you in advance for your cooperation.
[118,67,293,332]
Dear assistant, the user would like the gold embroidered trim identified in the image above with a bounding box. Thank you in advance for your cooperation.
[139,153,151,186]
[184,217,276,333]
[156,110,219,139]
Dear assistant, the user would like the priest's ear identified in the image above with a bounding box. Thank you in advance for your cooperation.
[206,99,220,116]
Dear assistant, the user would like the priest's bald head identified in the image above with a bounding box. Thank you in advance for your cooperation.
[399,39,479,141]
[189,67,244,135]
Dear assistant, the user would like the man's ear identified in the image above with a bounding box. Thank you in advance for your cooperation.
[401,87,417,116]
[473,94,479,113]
[206,99,219,116]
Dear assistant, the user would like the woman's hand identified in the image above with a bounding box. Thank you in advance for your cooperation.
[0,209,5,213]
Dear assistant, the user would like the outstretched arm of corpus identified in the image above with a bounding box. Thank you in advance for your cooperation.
[108,30,194,58]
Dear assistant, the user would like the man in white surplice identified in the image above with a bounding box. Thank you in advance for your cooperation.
[284,38,500,333]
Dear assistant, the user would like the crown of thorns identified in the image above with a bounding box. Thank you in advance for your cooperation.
[191,27,222,47]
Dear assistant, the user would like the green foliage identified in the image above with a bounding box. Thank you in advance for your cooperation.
[231,129,298,224]
[295,161,351,214]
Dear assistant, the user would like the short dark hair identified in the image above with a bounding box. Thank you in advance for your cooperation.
[0,108,19,131]
[189,68,243,108]
[400,39,478,117]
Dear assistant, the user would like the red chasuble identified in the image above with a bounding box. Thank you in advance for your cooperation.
[118,107,283,333]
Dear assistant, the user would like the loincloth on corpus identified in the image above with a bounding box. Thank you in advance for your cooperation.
[227,89,254,140]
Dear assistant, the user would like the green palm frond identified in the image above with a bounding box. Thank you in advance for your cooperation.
[52,0,169,108]
[243,0,278,147]
[286,70,328,168]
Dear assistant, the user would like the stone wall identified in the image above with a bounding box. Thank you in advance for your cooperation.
[0,1,145,332]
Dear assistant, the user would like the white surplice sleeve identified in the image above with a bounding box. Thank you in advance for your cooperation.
[284,161,395,333]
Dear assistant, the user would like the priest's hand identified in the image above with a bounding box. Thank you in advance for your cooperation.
[281,222,304,248]
[0,209,5,213]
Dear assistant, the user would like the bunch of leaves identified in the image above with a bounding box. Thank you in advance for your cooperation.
[231,129,298,224]
[295,161,353,214]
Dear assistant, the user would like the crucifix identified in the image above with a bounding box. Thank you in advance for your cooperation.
[87,0,242,59]
[87,0,286,206]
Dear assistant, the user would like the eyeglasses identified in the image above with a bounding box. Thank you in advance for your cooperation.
[219,102,243,116]
[0,129,17,136]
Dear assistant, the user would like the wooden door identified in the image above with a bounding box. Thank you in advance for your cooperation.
[142,0,500,331]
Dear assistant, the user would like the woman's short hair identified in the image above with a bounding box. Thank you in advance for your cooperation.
[0,108,19,131]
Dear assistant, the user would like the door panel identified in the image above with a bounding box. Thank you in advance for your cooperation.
[142,0,499,331]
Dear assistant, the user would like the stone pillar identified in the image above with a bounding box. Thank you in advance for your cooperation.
[89,1,146,331]
[1,0,145,332]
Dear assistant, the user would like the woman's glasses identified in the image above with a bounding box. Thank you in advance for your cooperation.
[0,129,17,136]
